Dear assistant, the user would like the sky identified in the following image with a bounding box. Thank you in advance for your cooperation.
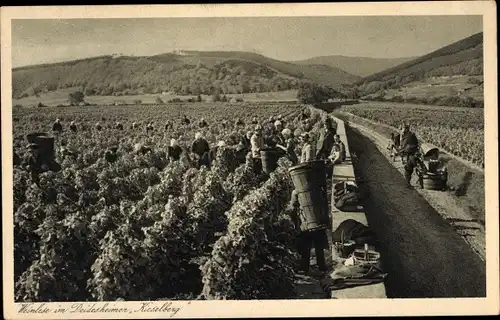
[12,16,482,68]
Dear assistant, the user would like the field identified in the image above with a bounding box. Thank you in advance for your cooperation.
[369,76,484,102]
[337,101,484,167]
[13,102,328,302]
[12,88,298,108]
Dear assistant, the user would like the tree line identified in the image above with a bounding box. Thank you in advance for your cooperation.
[13,57,304,99]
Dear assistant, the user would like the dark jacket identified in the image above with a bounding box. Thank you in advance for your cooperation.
[399,131,419,155]
[316,128,336,160]
[70,124,77,132]
[191,138,210,157]
[52,122,63,133]
[240,136,251,151]
[168,145,183,161]
[23,154,61,174]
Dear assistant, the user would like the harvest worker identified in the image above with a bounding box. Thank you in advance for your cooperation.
[268,120,285,147]
[95,122,102,131]
[274,120,284,136]
[235,141,248,165]
[69,121,77,132]
[191,132,210,168]
[52,118,63,133]
[115,122,123,130]
[240,131,253,151]
[300,133,315,163]
[23,142,61,182]
[23,143,45,182]
[165,120,173,130]
[387,132,401,162]
[251,116,258,125]
[277,128,298,165]
[290,189,328,274]
[105,147,119,163]
[396,123,420,187]
[208,140,226,167]
[182,115,190,125]
[146,122,155,134]
[250,125,265,174]
[315,117,337,160]
[167,138,183,162]
[199,118,208,128]
[329,134,346,164]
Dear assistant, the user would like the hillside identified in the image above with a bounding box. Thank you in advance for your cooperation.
[12,51,360,99]
[292,55,415,77]
[355,32,483,107]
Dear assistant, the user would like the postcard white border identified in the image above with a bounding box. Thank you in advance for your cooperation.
[2,2,499,319]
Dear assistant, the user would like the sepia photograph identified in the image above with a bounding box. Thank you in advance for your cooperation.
[2,2,498,319]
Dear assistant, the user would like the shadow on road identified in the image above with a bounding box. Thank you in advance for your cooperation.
[345,125,486,298]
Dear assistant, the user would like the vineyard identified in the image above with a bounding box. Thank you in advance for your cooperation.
[338,102,484,167]
[13,102,329,302]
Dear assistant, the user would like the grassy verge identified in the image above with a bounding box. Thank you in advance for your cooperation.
[333,111,485,225]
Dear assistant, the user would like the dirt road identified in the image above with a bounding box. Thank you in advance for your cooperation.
[346,126,486,298]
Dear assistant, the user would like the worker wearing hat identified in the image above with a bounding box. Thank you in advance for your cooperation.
[315,117,337,160]
[24,141,61,182]
[396,122,421,187]
[251,124,265,173]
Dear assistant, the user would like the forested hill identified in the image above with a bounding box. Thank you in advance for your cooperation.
[356,32,483,94]
[12,51,360,99]
[292,55,415,77]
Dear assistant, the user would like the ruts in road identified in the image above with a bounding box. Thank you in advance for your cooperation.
[346,127,486,298]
